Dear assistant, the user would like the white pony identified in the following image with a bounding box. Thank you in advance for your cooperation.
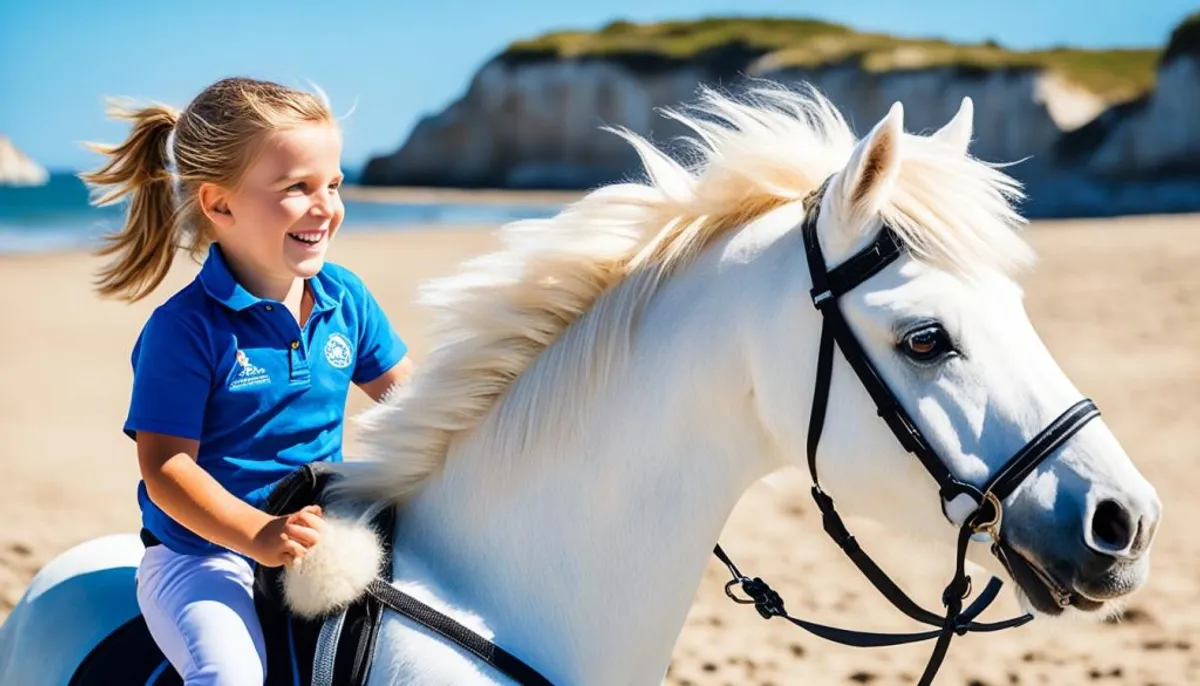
[1,83,1161,686]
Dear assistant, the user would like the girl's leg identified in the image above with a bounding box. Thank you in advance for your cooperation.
[136,545,268,686]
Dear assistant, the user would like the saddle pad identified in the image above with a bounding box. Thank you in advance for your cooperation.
[66,598,319,686]
[67,615,181,686]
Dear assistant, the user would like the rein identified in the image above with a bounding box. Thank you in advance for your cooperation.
[712,178,1100,685]
[360,179,1100,686]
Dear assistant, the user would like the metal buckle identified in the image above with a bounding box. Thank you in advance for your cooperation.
[970,491,1004,543]
[724,578,754,605]
[812,289,833,307]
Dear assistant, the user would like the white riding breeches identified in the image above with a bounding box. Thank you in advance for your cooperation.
[135,544,268,686]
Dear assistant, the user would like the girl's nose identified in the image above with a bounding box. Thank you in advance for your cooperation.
[310,190,334,218]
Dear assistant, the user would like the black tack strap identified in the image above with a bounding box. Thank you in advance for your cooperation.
[715,541,1016,654]
[800,205,977,503]
[915,526,977,686]
[821,228,905,301]
[365,579,555,686]
[983,399,1100,501]
[712,541,744,579]
[805,325,836,484]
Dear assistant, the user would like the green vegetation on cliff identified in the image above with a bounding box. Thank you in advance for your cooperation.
[504,17,1160,102]
[1163,12,1200,64]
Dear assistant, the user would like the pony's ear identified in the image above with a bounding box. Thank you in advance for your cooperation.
[830,101,904,229]
[931,96,973,154]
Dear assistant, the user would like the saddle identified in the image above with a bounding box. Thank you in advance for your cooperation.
[68,462,394,686]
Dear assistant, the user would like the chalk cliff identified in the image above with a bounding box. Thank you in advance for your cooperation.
[363,15,1200,217]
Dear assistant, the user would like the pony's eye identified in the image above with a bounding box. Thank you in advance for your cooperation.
[900,325,955,363]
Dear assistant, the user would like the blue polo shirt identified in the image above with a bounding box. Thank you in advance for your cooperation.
[123,243,407,556]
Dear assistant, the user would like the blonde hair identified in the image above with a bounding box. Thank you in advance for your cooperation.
[81,77,335,301]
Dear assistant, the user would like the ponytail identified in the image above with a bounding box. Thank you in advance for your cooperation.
[82,78,336,301]
[81,101,182,302]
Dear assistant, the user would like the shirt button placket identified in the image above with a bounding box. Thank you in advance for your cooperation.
[289,337,310,384]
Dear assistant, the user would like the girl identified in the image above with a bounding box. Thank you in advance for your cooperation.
[82,76,412,684]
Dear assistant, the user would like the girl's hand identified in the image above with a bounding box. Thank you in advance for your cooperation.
[250,504,326,568]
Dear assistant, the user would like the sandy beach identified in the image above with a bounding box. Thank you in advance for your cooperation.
[2,211,1198,685]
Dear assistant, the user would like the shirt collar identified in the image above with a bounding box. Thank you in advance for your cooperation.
[306,267,337,313]
[199,242,338,313]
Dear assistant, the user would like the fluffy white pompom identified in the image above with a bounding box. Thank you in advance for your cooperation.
[281,515,384,619]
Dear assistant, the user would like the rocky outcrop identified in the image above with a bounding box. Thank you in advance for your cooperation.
[365,59,707,189]
[364,15,1200,218]
[1067,61,1200,179]
[0,136,48,186]
[365,58,1100,191]
[1056,53,1200,177]
[1030,15,1200,217]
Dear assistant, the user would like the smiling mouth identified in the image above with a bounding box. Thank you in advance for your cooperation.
[288,231,326,246]
[997,543,1105,615]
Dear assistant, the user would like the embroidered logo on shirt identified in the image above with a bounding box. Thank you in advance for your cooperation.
[230,349,271,390]
[324,333,354,369]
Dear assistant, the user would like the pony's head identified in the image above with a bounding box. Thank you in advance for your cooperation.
[745,94,1161,617]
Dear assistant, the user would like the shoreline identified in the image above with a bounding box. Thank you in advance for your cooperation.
[5,208,1196,262]
[0,222,503,262]
[336,183,583,206]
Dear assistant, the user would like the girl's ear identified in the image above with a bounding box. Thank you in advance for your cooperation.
[198,182,234,229]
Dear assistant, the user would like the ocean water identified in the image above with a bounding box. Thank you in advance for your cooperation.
[0,173,562,255]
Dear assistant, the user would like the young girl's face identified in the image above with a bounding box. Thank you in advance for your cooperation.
[216,122,345,282]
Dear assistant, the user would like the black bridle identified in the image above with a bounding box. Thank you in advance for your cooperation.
[357,179,1101,686]
[713,178,1101,684]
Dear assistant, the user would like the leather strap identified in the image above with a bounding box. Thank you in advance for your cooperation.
[982,398,1100,502]
[712,542,1026,649]
[312,609,348,686]
[365,579,556,686]
[802,206,983,506]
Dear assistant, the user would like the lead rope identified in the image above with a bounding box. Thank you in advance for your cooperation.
[712,503,1023,684]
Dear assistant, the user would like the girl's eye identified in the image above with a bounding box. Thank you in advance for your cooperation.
[285,182,308,193]
[900,325,956,363]
[328,182,341,192]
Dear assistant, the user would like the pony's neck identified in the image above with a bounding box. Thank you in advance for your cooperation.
[386,221,798,685]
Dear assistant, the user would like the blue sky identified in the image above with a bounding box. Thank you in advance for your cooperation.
[2,0,1194,171]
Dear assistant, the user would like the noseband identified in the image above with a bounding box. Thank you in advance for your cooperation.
[713,178,1101,685]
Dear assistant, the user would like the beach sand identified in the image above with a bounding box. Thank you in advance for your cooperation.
[2,212,1198,684]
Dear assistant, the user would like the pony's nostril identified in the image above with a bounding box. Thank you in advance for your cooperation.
[1091,499,1135,552]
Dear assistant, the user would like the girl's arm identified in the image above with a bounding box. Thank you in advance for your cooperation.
[357,355,413,403]
[137,431,320,566]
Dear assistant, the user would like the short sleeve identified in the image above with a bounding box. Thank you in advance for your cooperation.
[352,282,408,385]
[123,310,213,441]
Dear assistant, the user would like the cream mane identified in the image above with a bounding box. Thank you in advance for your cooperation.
[334,83,1033,504]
